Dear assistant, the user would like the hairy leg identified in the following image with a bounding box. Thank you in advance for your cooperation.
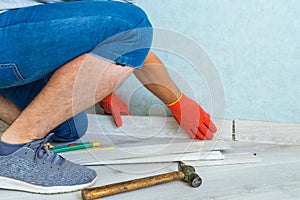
[1,54,134,144]
[0,96,20,125]
[134,52,181,104]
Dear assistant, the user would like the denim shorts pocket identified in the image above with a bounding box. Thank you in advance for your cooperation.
[0,63,25,88]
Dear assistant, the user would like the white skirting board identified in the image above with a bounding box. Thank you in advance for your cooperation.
[234,120,300,145]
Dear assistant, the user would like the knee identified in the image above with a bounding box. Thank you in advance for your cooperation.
[107,2,152,29]
[108,3,153,39]
[50,112,88,143]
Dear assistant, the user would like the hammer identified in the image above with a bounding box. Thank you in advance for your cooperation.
[81,161,202,200]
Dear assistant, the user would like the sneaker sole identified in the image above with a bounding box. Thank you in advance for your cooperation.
[0,176,97,194]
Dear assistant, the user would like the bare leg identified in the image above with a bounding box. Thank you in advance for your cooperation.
[1,54,134,144]
[0,96,20,125]
[134,52,181,104]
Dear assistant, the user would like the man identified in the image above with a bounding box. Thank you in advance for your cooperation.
[0,0,216,194]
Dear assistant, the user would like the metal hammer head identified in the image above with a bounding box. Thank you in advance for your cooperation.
[178,161,202,187]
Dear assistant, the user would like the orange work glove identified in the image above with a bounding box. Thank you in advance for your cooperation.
[166,93,217,140]
[98,93,130,127]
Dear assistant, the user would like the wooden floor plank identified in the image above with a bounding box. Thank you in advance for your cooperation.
[86,114,232,140]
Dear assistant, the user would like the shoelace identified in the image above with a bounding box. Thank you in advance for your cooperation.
[27,133,65,168]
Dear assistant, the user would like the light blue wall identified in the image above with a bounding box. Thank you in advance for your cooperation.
[118,0,300,123]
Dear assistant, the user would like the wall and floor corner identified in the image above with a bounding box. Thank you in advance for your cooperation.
[114,0,299,124]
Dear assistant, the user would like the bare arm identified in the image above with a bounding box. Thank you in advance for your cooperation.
[133,52,181,104]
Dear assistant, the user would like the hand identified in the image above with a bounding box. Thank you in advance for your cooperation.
[167,93,217,140]
[98,93,130,127]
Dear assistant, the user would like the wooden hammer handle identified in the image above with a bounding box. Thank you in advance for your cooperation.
[81,171,185,200]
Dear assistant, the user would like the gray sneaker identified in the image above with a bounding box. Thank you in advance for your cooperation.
[0,133,97,194]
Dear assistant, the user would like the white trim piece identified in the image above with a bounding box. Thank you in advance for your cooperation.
[62,149,261,167]
[65,151,224,165]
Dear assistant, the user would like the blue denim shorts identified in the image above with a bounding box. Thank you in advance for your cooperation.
[0,1,152,141]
